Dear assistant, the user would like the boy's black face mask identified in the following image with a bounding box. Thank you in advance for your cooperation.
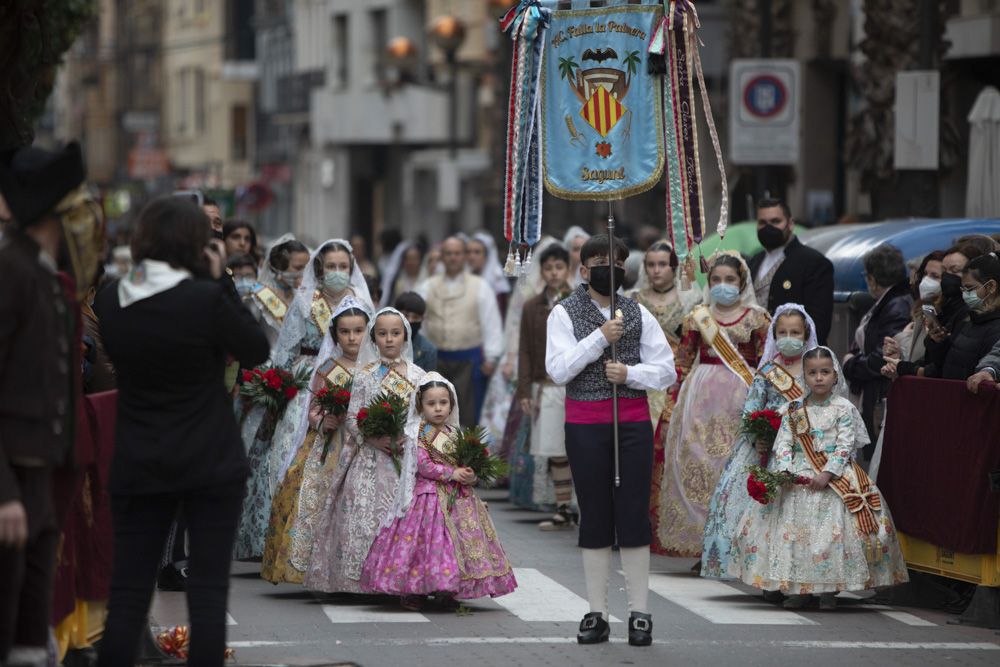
[587,265,625,297]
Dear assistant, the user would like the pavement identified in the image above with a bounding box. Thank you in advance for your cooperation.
[149,491,1000,667]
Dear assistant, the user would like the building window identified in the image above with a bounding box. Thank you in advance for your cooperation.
[194,68,206,134]
[333,14,349,88]
[176,69,189,135]
[370,9,388,83]
[232,104,248,161]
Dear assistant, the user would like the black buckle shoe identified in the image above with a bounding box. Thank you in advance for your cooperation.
[576,611,610,644]
[628,611,653,646]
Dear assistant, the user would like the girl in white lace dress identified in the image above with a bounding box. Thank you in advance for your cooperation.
[728,346,908,609]
[304,307,426,593]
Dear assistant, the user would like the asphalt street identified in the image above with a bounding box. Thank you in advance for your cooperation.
[149,491,1000,667]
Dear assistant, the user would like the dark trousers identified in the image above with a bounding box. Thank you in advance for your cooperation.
[0,467,58,661]
[437,353,479,427]
[565,420,654,549]
[98,482,244,667]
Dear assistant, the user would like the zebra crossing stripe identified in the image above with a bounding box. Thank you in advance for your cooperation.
[491,568,622,623]
[647,573,818,625]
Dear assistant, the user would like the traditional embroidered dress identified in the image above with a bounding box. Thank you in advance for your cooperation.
[701,302,817,578]
[261,358,354,583]
[655,304,770,557]
[728,394,908,593]
[491,239,562,511]
[701,363,803,578]
[304,310,424,593]
[632,288,695,554]
[238,238,372,561]
[361,420,517,599]
[248,284,290,348]
[234,289,335,560]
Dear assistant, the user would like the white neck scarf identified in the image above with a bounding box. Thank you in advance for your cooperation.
[118,259,192,308]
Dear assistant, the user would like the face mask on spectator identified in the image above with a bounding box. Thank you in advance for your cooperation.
[918,276,941,300]
[963,289,984,310]
[710,283,740,306]
[941,273,962,299]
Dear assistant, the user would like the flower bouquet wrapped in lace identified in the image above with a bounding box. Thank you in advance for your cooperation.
[356,391,409,472]
[745,464,810,505]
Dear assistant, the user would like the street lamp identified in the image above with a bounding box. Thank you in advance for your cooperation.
[428,15,466,160]
[428,15,466,232]
[384,36,418,86]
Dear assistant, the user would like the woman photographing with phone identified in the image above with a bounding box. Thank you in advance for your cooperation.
[95,196,269,667]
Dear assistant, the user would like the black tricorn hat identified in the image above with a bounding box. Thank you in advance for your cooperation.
[0,141,87,226]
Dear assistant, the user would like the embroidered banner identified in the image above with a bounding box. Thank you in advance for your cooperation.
[541,3,664,200]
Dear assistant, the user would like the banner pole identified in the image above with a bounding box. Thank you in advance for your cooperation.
[608,200,621,488]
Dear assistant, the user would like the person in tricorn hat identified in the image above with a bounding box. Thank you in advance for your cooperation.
[0,141,102,665]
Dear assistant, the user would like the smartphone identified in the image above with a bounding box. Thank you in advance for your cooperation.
[921,304,942,331]
[173,189,204,207]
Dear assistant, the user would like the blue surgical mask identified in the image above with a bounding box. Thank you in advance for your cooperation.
[710,283,740,306]
[234,277,256,297]
[963,288,984,310]
[276,270,302,289]
[323,270,351,292]
[775,336,805,358]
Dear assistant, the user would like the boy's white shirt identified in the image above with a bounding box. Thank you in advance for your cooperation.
[545,296,677,392]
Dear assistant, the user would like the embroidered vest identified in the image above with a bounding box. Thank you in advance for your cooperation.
[560,285,644,402]
[423,273,484,351]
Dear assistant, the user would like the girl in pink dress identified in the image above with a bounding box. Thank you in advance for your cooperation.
[361,373,517,608]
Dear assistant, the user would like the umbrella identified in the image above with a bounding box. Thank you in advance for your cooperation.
[966,86,1000,218]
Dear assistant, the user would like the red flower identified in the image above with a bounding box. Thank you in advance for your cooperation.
[284,386,298,399]
[267,375,282,390]
[746,475,770,504]
[316,387,330,399]
[595,141,612,159]
[381,402,391,409]
[357,408,369,422]
[241,370,254,383]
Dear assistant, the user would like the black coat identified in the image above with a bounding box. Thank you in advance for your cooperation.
[749,237,835,344]
[932,309,1000,380]
[843,282,913,438]
[0,234,76,504]
[95,276,269,496]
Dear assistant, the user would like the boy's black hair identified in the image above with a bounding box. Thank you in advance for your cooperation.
[394,291,427,316]
[538,244,570,266]
[580,233,629,266]
[227,253,257,274]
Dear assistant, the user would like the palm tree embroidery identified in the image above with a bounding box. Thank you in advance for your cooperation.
[558,56,579,81]
[622,50,641,91]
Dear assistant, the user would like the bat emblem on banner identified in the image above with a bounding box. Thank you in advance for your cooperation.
[582,47,618,63]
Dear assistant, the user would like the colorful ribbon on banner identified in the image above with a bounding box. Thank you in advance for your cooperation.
[501,1,551,276]
[648,0,728,266]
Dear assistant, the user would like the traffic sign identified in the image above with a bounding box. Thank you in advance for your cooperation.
[729,59,800,165]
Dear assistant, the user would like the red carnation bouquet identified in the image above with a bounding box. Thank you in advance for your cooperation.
[240,363,309,415]
[443,425,509,508]
[313,379,353,462]
[741,409,784,465]
[356,391,410,473]
[746,464,810,505]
